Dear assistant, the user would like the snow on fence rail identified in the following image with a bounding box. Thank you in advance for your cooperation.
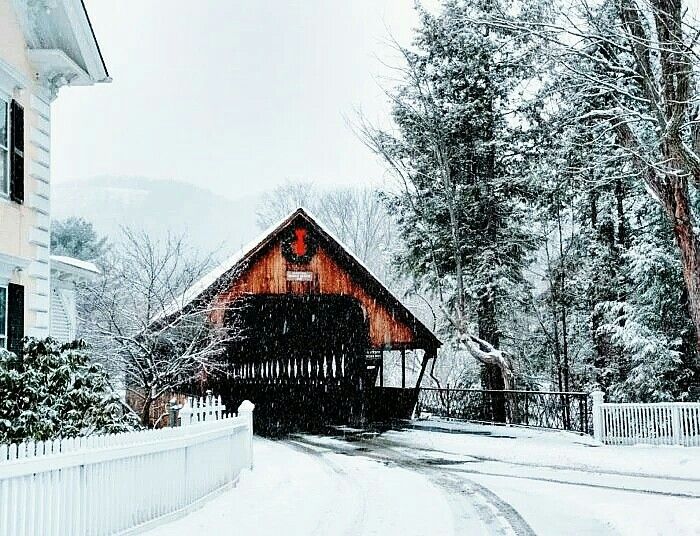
[0,398,255,536]
[591,391,700,446]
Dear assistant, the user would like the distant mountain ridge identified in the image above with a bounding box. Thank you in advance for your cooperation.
[52,177,262,257]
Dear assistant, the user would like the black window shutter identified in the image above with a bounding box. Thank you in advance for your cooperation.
[7,283,24,355]
[9,100,24,204]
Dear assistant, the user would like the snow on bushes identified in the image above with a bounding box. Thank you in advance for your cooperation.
[0,338,140,443]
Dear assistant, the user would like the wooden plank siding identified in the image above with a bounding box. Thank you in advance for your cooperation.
[166,209,442,432]
[212,241,416,349]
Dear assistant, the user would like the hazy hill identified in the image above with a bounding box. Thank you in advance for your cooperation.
[52,177,261,257]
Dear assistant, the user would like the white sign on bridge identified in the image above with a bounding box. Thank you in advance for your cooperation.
[286,271,314,281]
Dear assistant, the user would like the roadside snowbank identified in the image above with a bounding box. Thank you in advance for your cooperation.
[393,419,700,479]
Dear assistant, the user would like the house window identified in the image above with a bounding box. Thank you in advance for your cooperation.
[0,286,6,348]
[0,97,8,197]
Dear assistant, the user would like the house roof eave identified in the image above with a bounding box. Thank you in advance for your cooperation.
[12,0,110,89]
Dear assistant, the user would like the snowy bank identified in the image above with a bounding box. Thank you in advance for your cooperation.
[392,419,700,480]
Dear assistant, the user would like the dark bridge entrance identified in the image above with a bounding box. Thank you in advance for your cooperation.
[181,209,441,434]
[214,294,370,433]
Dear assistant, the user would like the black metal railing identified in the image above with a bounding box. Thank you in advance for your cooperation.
[417,388,590,433]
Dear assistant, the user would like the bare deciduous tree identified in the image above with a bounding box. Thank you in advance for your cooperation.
[256,182,394,280]
[80,229,239,427]
[256,180,317,229]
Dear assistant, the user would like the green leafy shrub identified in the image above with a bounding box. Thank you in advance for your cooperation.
[0,338,140,443]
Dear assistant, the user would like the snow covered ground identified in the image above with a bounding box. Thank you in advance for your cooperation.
[144,420,700,535]
[401,419,700,479]
[143,437,467,535]
[384,421,700,535]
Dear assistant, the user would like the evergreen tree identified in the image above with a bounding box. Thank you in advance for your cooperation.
[598,194,697,401]
[0,338,139,443]
[51,217,109,262]
[360,0,546,393]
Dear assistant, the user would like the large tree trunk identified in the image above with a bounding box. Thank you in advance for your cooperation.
[477,24,507,407]
[463,334,513,390]
[476,291,507,422]
[140,397,153,429]
[478,289,504,390]
[665,180,700,351]
[612,114,700,352]
[463,332,512,423]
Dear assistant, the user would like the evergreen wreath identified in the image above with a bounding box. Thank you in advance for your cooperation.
[281,227,317,264]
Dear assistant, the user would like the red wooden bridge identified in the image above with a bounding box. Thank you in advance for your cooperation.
[182,208,441,433]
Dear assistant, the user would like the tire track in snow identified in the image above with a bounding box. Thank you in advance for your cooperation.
[285,439,369,536]
[423,469,535,536]
[376,436,700,484]
[370,436,700,498]
[445,466,700,499]
[380,453,536,536]
[287,436,536,536]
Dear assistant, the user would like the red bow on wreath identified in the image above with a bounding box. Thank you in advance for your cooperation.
[282,227,317,264]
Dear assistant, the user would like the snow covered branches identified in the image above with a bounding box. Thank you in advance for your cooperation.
[351,0,700,399]
[355,0,540,392]
[460,334,515,390]
[80,229,241,428]
[0,339,140,443]
[468,1,700,350]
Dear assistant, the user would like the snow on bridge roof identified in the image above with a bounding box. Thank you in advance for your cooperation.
[157,207,441,348]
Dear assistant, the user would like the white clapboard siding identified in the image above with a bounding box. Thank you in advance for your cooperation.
[592,393,700,447]
[0,399,255,536]
[49,288,71,342]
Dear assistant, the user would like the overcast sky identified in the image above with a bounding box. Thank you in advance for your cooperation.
[50,1,421,200]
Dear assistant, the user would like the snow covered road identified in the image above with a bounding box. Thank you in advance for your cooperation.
[144,421,700,535]
[143,437,477,535]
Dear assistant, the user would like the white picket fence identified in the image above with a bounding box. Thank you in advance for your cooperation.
[0,399,255,536]
[591,391,700,446]
[179,394,227,425]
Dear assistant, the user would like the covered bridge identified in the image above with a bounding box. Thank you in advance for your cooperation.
[184,208,440,433]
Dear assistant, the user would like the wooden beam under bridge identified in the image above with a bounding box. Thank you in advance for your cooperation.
[401,349,406,388]
[379,349,384,387]
[415,347,437,389]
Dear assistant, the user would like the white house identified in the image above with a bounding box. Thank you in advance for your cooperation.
[0,0,109,352]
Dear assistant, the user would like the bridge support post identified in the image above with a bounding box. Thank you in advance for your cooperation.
[401,349,406,388]
[379,349,384,387]
[415,347,436,389]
